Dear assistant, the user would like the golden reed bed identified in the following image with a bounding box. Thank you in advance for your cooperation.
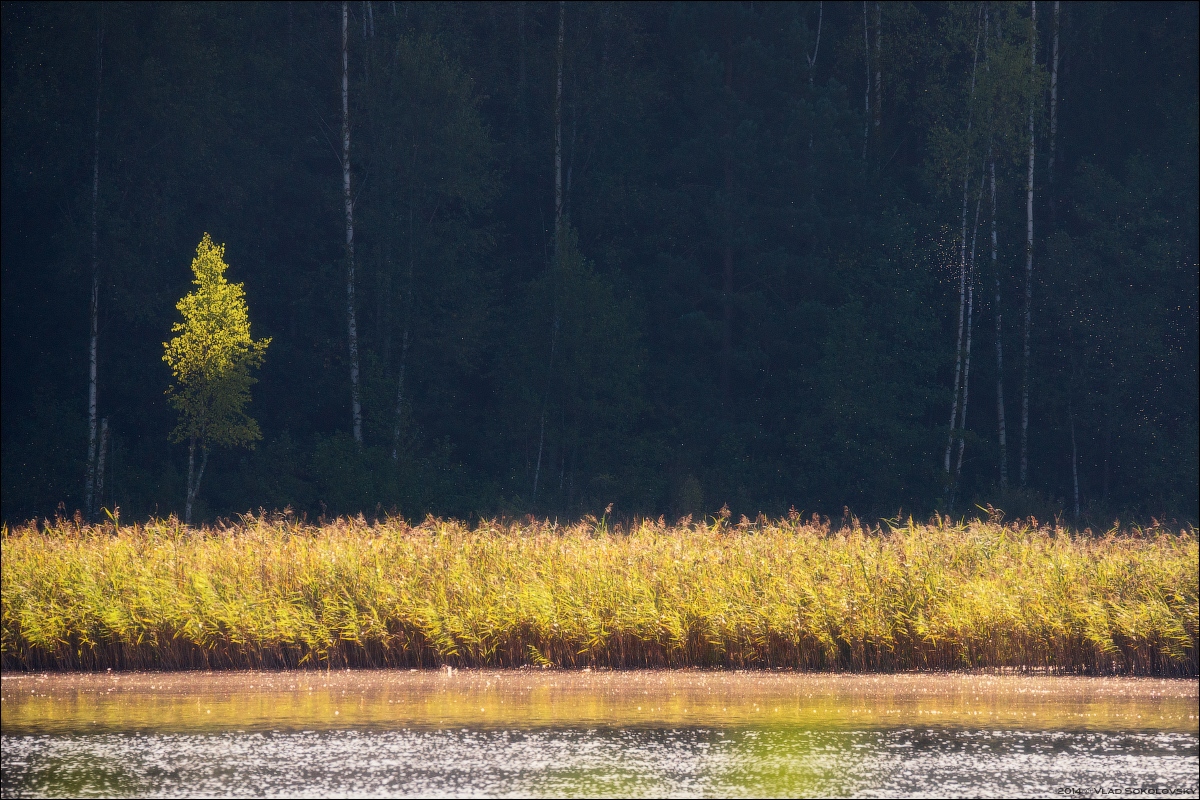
[2,514,1195,673]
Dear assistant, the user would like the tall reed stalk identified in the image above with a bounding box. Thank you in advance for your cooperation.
[2,515,1195,674]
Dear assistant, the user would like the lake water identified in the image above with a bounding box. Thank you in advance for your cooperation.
[2,671,1197,798]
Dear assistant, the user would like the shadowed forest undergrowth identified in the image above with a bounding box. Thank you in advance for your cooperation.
[2,515,1195,674]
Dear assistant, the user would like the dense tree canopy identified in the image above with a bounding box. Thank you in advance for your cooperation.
[2,1,1196,525]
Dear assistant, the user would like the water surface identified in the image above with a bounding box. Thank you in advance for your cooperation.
[3,671,1197,798]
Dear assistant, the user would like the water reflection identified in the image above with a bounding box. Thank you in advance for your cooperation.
[2,672,1197,798]
[4,671,1196,735]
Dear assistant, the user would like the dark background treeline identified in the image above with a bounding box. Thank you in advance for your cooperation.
[2,1,1196,525]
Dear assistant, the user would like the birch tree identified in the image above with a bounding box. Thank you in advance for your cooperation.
[84,9,104,521]
[719,45,735,404]
[163,235,270,525]
[1047,0,1060,226]
[533,0,566,502]
[991,156,1008,490]
[359,28,494,463]
[953,169,986,506]
[554,0,564,261]
[806,0,822,151]
[392,156,414,462]
[1070,398,1080,520]
[862,1,870,160]
[93,418,109,515]
[981,5,1009,492]
[873,1,882,146]
[518,1,528,142]
[972,1,1034,493]
[510,225,642,515]
[805,0,821,89]
[1019,0,1036,487]
[342,0,363,445]
[944,6,983,482]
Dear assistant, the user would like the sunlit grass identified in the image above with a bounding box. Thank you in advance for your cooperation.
[2,514,1195,674]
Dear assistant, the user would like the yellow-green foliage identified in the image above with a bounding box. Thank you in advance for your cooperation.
[163,233,270,449]
[2,516,1195,674]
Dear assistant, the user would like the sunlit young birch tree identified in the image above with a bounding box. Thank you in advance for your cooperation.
[163,235,270,525]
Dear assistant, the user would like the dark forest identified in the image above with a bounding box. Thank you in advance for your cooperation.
[2,1,1196,526]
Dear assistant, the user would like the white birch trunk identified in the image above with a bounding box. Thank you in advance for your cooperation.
[953,174,986,501]
[184,437,207,526]
[945,8,983,478]
[945,182,969,476]
[873,1,881,140]
[1019,0,1036,487]
[532,317,559,503]
[186,437,195,524]
[557,411,567,503]
[953,281,975,502]
[1070,399,1080,521]
[554,0,564,257]
[391,328,409,461]
[806,1,822,88]
[565,99,578,220]
[518,2,527,136]
[862,1,870,160]
[1102,379,1113,502]
[342,1,363,445]
[94,418,109,515]
[991,156,1008,491]
[392,175,416,462]
[85,11,104,521]
[532,413,546,503]
[361,1,373,85]
[535,0,566,503]
[189,449,209,527]
[807,0,822,150]
[1047,0,1060,224]
[720,54,735,402]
